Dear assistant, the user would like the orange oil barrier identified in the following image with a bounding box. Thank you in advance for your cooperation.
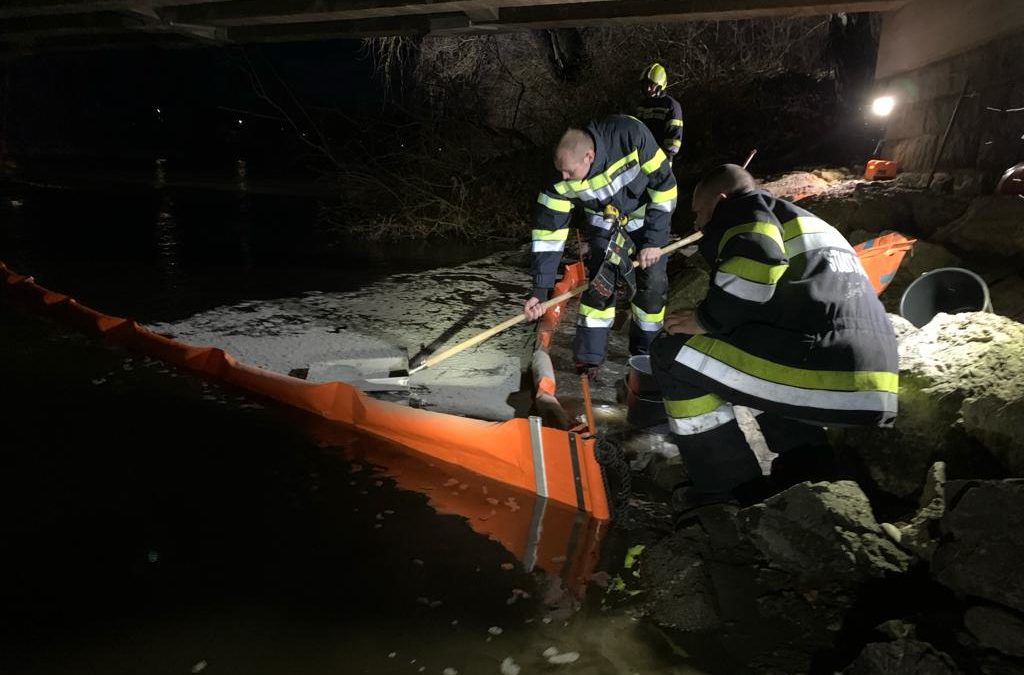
[852,231,917,295]
[309,417,605,601]
[0,261,610,520]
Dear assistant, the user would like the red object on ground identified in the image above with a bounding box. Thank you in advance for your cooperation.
[864,159,899,180]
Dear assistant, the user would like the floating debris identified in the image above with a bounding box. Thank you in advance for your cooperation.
[505,589,531,605]
[488,626,503,636]
[443,668,458,675]
[387,652,397,659]
[542,647,559,658]
[500,656,521,675]
[191,660,207,673]
[500,563,515,571]
[548,651,580,665]
[412,559,425,566]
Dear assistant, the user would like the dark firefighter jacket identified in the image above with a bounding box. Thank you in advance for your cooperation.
[635,94,683,156]
[691,188,899,424]
[530,115,678,291]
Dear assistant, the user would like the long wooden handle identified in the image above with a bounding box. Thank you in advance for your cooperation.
[408,230,705,375]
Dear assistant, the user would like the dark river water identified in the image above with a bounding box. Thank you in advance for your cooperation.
[0,166,698,675]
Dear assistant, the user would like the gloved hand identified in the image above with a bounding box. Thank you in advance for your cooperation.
[575,362,601,382]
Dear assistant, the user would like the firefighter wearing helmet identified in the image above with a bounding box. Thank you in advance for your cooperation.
[636,63,684,164]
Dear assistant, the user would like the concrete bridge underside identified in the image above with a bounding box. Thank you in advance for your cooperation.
[1,0,908,52]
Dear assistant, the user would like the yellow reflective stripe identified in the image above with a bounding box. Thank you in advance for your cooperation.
[781,216,831,241]
[668,139,682,149]
[605,149,639,179]
[537,193,572,213]
[579,303,615,319]
[531,228,569,241]
[668,119,683,128]
[686,335,900,392]
[631,305,665,322]
[641,148,667,174]
[719,221,785,256]
[647,184,677,204]
[557,149,640,195]
[718,257,788,285]
[664,393,724,418]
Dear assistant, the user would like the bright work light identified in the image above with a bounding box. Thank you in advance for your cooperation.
[871,96,896,117]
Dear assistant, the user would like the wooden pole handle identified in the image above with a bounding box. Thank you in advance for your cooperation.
[408,230,705,376]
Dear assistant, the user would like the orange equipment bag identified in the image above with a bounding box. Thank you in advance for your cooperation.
[864,159,898,181]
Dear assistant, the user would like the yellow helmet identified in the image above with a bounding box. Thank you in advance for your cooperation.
[641,63,668,91]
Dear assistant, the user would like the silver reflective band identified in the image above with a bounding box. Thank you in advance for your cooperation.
[785,230,854,257]
[532,240,567,253]
[577,315,614,328]
[528,416,548,498]
[714,271,777,302]
[674,346,899,413]
[634,318,664,331]
[668,403,736,435]
[625,218,644,232]
[648,199,677,212]
[566,165,641,202]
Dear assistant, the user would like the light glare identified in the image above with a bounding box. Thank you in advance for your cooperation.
[872,96,896,117]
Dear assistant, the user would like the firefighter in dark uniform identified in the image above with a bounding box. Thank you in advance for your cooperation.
[523,115,678,379]
[635,63,684,164]
[650,164,899,509]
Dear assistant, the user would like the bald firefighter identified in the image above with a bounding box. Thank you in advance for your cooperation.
[523,115,678,379]
[635,63,684,163]
[650,164,899,510]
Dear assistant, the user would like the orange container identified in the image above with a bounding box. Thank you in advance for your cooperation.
[864,159,898,180]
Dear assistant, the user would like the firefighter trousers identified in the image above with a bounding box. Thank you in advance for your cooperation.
[573,235,668,366]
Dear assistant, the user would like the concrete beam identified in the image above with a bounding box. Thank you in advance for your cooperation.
[876,0,1024,80]
[165,0,615,27]
[0,11,147,37]
[0,0,230,20]
[226,14,445,43]
[484,0,907,31]
[0,0,915,50]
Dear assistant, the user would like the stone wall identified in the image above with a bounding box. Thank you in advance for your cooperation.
[874,0,1024,178]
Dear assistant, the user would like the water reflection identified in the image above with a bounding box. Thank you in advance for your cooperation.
[306,417,606,608]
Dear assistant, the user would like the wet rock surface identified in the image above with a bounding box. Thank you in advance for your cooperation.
[741,482,911,585]
[932,480,1024,615]
[630,482,913,674]
[841,639,960,675]
[834,312,1024,500]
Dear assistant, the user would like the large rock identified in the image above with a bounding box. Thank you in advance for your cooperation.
[836,312,1024,499]
[964,604,1024,658]
[799,183,969,240]
[741,481,911,585]
[935,195,1024,258]
[760,171,832,201]
[932,480,1024,615]
[842,640,960,675]
[638,528,725,632]
[890,462,946,561]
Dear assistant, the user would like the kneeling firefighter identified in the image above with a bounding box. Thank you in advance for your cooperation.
[650,164,899,510]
